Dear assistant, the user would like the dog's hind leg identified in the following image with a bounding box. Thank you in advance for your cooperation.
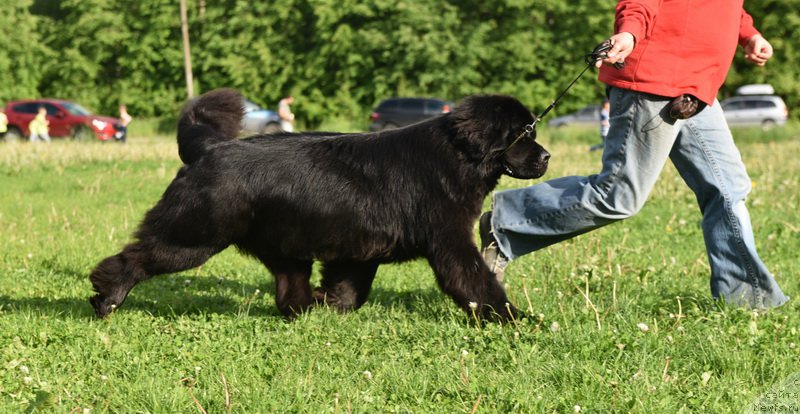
[314,260,379,312]
[426,235,519,321]
[256,254,314,318]
[89,239,227,318]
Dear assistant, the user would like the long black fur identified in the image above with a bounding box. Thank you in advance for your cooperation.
[89,88,550,320]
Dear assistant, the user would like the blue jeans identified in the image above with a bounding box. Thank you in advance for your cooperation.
[491,87,788,309]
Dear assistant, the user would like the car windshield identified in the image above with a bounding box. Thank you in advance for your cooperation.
[243,100,261,112]
[60,101,92,116]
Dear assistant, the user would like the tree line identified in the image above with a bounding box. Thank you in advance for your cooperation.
[2,0,797,127]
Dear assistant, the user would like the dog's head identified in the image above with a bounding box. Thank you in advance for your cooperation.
[450,95,550,179]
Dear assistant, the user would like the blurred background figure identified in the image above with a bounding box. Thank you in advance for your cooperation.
[590,99,610,152]
[117,104,133,143]
[0,104,7,141]
[278,95,295,132]
[28,106,51,143]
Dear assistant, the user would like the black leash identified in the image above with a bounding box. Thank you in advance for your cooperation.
[503,39,624,153]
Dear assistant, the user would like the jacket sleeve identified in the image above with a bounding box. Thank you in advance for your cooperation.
[738,8,761,46]
[614,0,661,41]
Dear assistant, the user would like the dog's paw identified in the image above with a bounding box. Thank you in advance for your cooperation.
[312,287,358,312]
[89,294,118,318]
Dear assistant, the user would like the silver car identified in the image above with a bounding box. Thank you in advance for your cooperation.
[241,99,283,134]
[547,104,600,128]
[720,95,788,128]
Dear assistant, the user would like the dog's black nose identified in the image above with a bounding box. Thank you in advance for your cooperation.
[540,150,551,163]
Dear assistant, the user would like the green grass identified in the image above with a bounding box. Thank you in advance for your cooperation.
[1,126,798,413]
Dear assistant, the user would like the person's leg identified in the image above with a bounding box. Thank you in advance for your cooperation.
[669,101,788,308]
[42,133,51,143]
[491,88,682,260]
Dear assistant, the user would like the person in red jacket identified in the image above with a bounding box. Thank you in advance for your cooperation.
[480,0,788,309]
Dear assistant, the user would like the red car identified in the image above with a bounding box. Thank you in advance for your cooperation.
[4,99,122,141]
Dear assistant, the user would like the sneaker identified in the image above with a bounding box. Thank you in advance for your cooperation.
[479,211,508,282]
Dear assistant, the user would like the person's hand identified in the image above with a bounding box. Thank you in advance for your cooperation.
[595,32,636,68]
[744,34,772,66]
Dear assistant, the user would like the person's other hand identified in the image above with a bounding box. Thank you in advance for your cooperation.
[595,32,635,68]
[744,34,772,66]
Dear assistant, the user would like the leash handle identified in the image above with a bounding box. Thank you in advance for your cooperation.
[502,39,626,155]
[537,39,625,121]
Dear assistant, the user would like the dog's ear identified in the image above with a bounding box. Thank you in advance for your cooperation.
[451,95,533,162]
[450,96,514,162]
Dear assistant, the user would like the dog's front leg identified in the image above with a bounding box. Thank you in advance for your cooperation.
[427,239,519,321]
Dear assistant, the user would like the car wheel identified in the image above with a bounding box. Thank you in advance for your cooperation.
[3,127,24,142]
[381,123,398,131]
[761,119,776,130]
[263,123,282,134]
[71,125,95,141]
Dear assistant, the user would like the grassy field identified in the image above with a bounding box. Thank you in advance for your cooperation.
[1,126,798,413]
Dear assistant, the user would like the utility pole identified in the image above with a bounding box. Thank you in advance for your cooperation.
[180,0,195,98]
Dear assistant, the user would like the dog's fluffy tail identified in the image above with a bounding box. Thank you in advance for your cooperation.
[177,88,244,164]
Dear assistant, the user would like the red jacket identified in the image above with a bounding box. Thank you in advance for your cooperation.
[598,0,760,105]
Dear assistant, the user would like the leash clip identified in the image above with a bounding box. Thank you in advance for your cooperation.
[523,121,536,136]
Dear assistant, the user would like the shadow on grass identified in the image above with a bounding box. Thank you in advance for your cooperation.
[1,274,458,322]
[1,274,279,321]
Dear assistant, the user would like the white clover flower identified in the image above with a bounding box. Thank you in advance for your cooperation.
[573,405,582,413]
[362,371,373,380]
[254,289,261,295]
[637,323,649,333]
[19,365,29,375]
[701,371,712,386]
[23,376,33,385]
[184,279,191,287]
[27,253,33,259]
[100,375,109,382]
[461,350,469,357]
[325,342,332,347]
[468,302,478,311]
[83,408,91,414]
[549,321,560,332]
[790,343,796,349]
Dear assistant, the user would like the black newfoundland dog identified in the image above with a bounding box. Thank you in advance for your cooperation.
[89,89,549,320]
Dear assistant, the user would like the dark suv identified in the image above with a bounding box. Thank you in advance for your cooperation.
[4,99,121,141]
[369,98,453,131]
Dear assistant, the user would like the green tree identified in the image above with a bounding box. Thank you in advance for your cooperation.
[0,0,52,105]
[9,0,798,124]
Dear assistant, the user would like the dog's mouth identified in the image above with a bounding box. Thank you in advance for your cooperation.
[503,160,548,179]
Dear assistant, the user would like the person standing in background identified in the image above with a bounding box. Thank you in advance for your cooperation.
[278,95,295,132]
[590,99,610,151]
[29,106,51,143]
[0,105,8,141]
[117,104,133,143]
